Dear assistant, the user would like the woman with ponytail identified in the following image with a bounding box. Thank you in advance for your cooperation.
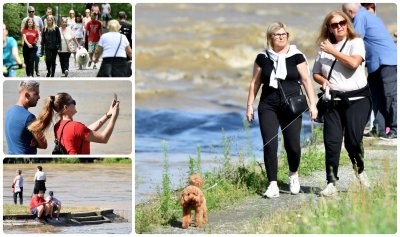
[28,93,119,154]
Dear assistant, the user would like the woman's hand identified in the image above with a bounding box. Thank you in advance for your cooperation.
[107,99,118,116]
[321,80,330,90]
[320,39,335,55]
[309,104,318,120]
[27,43,33,48]
[246,106,254,123]
[111,101,120,118]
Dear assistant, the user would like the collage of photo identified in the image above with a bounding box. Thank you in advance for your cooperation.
[2,1,398,236]
[2,2,133,235]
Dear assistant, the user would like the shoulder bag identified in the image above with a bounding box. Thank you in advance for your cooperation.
[266,51,308,115]
[52,121,71,155]
[97,34,131,77]
[61,29,76,53]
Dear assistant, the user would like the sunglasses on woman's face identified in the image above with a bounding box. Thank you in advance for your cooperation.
[330,20,347,30]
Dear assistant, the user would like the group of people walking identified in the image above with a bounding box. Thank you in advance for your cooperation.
[3,4,132,77]
[246,3,396,197]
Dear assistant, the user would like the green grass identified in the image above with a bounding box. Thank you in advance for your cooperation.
[135,126,391,234]
[244,156,396,234]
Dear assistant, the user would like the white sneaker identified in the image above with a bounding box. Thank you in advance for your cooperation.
[262,184,280,198]
[358,171,371,191]
[289,175,300,195]
[320,183,338,197]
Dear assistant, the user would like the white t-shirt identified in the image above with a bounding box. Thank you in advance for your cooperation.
[98,32,129,58]
[71,22,84,39]
[46,196,62,205]
[34,171,46,180]
[60,27,75,53]
[14,175,24,192]
[102,3,111,14]
[312,37,367,92]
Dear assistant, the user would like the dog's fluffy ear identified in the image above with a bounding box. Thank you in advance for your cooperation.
[179,191,187,206]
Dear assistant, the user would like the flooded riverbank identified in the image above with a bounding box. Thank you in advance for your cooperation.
[3,162,132,234]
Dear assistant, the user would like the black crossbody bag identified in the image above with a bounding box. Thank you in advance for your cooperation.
[267,51,308,116]
[52,121,71,155]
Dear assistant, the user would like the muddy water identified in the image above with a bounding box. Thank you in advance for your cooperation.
[3,163,132,233]
[3,80,132,155]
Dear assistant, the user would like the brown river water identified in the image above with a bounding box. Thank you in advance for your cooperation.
[3,80,132,155]
[3,162,132,234]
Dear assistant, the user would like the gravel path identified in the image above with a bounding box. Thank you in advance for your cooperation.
[144,139,396,234]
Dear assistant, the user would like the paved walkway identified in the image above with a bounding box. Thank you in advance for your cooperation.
[33,52,101,78]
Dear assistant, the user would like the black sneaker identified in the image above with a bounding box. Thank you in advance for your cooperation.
[381,132,397,140]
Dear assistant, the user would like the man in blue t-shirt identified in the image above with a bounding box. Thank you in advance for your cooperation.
[343,3,397,139]
[5,81,47,154]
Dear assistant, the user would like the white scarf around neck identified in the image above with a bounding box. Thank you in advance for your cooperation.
[260,45,308,89]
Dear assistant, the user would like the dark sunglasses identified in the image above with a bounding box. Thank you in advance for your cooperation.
[68,100,76,106]
[28,11,35,13]
[330,20,347,30]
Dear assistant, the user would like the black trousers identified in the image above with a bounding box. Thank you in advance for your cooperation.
[45,49,58,77]
[323,97,371,184]
[13,187,23,205]
[22,44,37,77]
[258,101,302,182]
[58,52,71,74]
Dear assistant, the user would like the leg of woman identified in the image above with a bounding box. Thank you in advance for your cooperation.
[28,46,37,76]
[22,45,30,76]
[58,52,66,74]
[258,105,280,182]
[343,97,372,174]
[50,50,58,77]
[280,111,302,174]
[323,102,345,184]
[65,52,71,71]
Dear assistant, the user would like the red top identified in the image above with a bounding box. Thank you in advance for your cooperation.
[22,28,39,45]
[29,194,47,212]
[86,20,102,42]
[54,120,92,155]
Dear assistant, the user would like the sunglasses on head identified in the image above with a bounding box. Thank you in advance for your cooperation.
[330,20,347,30]
[68,99,76,106]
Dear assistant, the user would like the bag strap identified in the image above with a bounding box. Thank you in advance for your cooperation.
[114,35,123,58]
[60,29,70,51]
[54,120,71,142]
[266,51,303,103]
[326,39,348,80]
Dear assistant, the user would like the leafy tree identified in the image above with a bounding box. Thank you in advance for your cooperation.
[3,3,26,40]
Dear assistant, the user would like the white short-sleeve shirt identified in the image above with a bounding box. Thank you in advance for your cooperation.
[98,32,129,58]
[312,37,367,92]
[34,171,46,180]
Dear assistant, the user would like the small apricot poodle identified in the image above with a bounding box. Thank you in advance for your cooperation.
[179,173,208,229]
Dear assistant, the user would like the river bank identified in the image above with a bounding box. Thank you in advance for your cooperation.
[137,138,396,234]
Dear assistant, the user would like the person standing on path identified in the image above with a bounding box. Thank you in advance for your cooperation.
[246,21,317,198]
[343,3,397,139]
[12,169,24,205]
[3,23,25,77]
[313,11,372,196]
[21,18,39,77]
[86,12,102,69]
[118,11,132,50]
[83,9,92,51]
[59,17,81,77]
[41,15,61,77]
